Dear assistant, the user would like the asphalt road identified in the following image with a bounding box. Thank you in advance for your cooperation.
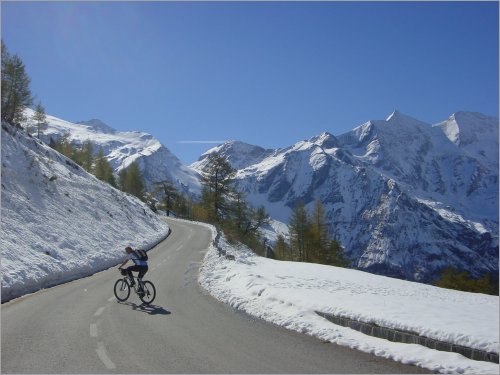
[2,218,430,373]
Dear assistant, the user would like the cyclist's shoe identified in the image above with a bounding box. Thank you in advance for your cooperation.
[129,280,136,287]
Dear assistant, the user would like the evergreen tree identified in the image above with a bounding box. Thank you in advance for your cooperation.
[327,239,350,267]
[309,200,329,263]
[79,140,94,172]
[200,186,217,221]
[289,202,310,262]
[199,152,236,222]
[230,190,249,234]
[153,179,179,216]
[174,194,192,219]
[274,234,289,260]
[285,200,350,267]
[119,162,144,200]
[191,202,210,222]
[54,134,74,159]
[32,101,47,139]
[434,267,498,295]
[1,41,33,125]
[247,206,271,236]
[94,148,116,187]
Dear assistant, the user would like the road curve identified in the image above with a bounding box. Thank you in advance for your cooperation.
[2,218,430,373]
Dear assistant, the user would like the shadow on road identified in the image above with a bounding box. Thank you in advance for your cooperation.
[118,301,171,316]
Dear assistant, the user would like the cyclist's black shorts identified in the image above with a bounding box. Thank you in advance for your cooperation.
[126,265,148,279]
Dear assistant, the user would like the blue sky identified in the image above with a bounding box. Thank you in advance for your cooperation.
[2,1,498,164]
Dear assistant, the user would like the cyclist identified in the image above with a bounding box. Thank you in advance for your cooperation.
[118,246,148,292]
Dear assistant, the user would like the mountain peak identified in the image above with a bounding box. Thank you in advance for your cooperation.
[386,109,401,121]
[384,110,431,131]
[309,132,338,149]
[385,110,421,124]
[77,119,116,134]
[192,140,272,171]
[451,111,498,127]
[436,111,499,153]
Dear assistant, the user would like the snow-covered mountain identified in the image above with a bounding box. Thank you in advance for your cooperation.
[194,111,499,283]
[18,106,498,283]
[191,141,273,171]
[1,122,169,302]
[23,108,201,196]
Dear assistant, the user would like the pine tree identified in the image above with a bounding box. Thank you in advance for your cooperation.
[174,194,192,219]
[231,190,249,234]
[256,206,270,226]
[1,41,33,125]
[79,140,94,172]
[274,235,289,260]
[434,267,498,295]
[119,162,144,200]
[32,101,47,139]
[289,202,310,262]
[54,134,74,159]
[200,186,217,222]
[153,180,179,216]
[199,152,236,222]
[94,148,116,187]
[328,239,350,267]
[309,200,329,263]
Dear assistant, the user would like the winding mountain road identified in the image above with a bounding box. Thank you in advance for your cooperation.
[2,218,430,373]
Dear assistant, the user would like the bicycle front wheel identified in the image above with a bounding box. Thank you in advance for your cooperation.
[139,281,156,305]
[114,279,130,302]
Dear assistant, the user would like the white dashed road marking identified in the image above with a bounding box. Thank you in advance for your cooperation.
[96,342,116,369]
[94,307,105,317]
[90,324,98,338]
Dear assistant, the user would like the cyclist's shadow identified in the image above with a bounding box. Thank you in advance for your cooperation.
[119,301,171,316]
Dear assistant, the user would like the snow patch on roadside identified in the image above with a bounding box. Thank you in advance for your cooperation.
[198,234,499,375]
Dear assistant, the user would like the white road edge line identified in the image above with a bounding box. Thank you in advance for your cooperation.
[108,296,115,302]
[90,324,98,338]
[94,307,105,317]
[96,342,116,369]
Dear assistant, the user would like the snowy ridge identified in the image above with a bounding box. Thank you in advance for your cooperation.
[190,140,273,172]
[77,119,117,134]
[435,111,499,166]
[196,110,499,283]
[1,123,169,302]
[23,108,201,196]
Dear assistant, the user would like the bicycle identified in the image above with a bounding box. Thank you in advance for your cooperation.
[114,269,156,305]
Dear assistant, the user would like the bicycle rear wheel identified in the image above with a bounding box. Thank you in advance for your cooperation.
[114,279,130,302]
[139,281,156,305]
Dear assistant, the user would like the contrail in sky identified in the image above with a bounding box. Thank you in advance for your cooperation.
[176,141,228,144]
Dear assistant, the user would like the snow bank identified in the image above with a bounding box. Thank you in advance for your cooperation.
[199,236,499,374]
[1,124,169,302]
